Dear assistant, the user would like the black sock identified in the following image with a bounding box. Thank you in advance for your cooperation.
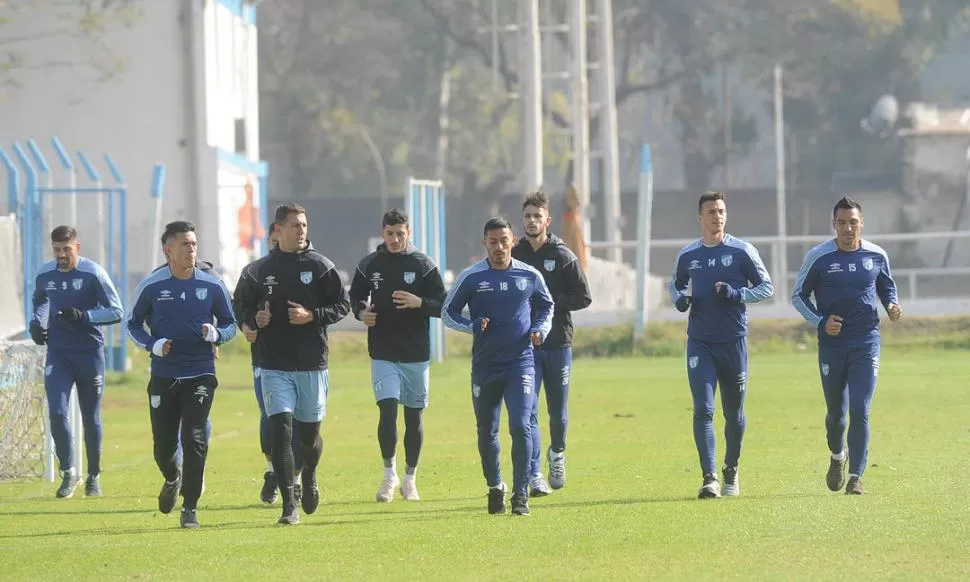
[295,420,322,474]
[377,399,398,462]
[270,413,295,504]
[403,406,423,472]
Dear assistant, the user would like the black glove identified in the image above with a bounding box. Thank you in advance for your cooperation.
[675,295,692,313]
[715,283,741,303]
[56,307,85,322]
[29,321,47,345]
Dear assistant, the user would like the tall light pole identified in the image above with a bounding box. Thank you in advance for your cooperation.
[571,0,590,253]
[774,64,788,303]
[596,0,621,264]
[522,0,543,191]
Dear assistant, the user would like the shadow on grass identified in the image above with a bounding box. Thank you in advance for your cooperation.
[0,490,835,540]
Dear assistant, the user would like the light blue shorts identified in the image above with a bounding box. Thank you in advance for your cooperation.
[371,360,430,409]
[261,369,329,423]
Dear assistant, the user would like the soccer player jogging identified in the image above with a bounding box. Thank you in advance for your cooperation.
[237,231,305,504]
[126,221,237,528]
[511,191,592,496]
[792,196,901,495]
[348,209,446,503]
[442,217,554,516]
[234,203,351,525]
[29,226,123,499]
[668,191,774,499]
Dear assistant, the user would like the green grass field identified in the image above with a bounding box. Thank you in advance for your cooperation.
[1,330,969,580]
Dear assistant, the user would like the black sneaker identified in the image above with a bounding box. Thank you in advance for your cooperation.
[827,454,847,491]
[722,466,739,497]
[158,471,182,514]
[277,502,300,525]
[85,474,102,497]
[487,483,507,515]
[55,471,80,498]
[698,473,721,499]
[180,508,200,529]
[301,470,320,515]
[261,471,278,504]
[511,492,530,516]
[845,476,865,495]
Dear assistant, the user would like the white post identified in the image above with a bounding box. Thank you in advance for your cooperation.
[634,145,654,342]
[523,0,543,190]
[773,64,788,303]
[96,181,106,268]
[68,167,77,227]
[596,0,621,265]
[70,388,83,478]
[571,0,591,256]
[43,400,55,482]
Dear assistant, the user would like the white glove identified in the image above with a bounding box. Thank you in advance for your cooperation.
[201,323,219,343]
[152,339,170,357]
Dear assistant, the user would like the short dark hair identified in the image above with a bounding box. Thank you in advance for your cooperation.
[161,221,195,245]
[522,190,549,211]
[833,196,862,217]
[274,202,307,226]
[483,217,513,237]
[50,225,77,243]
[698,190,726,214]
[382,208,409,228]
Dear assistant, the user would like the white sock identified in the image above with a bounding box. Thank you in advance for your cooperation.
[403,471,416,482]
[266,460,274,473]
[384,460,397,479]
[832,450,846,461]
[848,473,859,479]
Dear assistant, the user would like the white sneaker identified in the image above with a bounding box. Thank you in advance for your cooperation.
[722,466,739,497]
[400,476,420,501]
[529,475,551,497]
[547,449,566,489]
[376,474,399,503]
[698,473,721,499]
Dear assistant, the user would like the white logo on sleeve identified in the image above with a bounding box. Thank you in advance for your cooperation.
[688,356,698,369]
[821,363,829,376]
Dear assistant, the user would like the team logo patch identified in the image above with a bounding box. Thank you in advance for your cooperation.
[45,365,53,376]
[195,288,207,300]
[544,259,556,272]
[300,271,313,284]
[720,254,733,267]
[404,271,415,284]
[150,395,161,408]
[72,278,83,290]
[688,356,698,369]
[516,278,528,291]
[821,363,829,376]
[472,384,481,398]
[862,258,873,271]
